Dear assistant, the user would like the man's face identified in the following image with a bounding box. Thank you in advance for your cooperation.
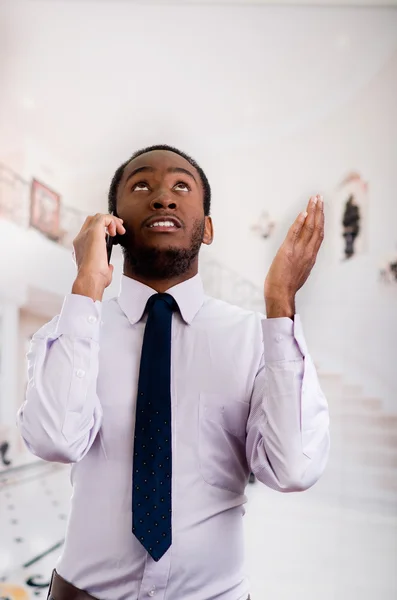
[116,150,213,279]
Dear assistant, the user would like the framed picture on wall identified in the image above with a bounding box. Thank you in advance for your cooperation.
[30,178,61,241]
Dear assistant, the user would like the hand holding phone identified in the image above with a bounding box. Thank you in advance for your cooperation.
[72,213,125,301]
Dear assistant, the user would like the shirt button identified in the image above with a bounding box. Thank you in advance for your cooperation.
[76,369,85,378]
[275,334,283,343]
[88,315,97,324]
[148,589,156,597]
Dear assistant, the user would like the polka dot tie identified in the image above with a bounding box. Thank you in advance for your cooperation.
[132,293,177,562]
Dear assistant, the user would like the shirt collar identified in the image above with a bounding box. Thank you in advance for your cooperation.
[117,273,205,325]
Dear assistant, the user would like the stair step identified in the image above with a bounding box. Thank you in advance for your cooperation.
[309,485,397,515]
[330,430,397,449]
[321,464,397,491]
[313,484,397,502]
[342,384,363,396]
[329,396,382,410]
[318,373,342,382]
[330,414,397,429]
[319,382,343,396]
[329,448,397,469]
[313,485,397,505]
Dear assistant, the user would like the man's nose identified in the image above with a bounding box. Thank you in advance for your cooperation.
[150,191,177,211]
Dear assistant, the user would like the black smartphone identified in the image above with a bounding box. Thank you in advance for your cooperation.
[106,211,122,263]
[106,233,114,264]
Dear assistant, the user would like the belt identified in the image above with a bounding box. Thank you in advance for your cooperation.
[47,570,99,600]
[47,569,251,600]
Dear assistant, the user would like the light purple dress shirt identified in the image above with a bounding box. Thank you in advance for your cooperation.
[17,274,330,600]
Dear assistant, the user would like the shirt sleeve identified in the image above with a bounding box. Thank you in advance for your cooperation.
[245,314,330,492]
[16,294,104,464]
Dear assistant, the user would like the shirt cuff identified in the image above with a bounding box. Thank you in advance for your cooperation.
[56,294,103,342]
[262,314,306,362]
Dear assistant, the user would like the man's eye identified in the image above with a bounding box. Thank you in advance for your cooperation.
[174,182,190,191]
[132,182,150,191]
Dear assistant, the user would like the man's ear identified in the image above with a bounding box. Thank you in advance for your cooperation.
[203,216,214,246]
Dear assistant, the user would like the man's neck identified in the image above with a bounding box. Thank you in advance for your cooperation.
[123,263,199,293]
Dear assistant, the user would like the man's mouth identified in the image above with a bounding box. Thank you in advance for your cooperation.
[145,216,182,232]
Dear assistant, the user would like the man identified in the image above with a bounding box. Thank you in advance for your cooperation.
[17,145,329,600]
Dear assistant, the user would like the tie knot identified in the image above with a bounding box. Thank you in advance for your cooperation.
[146,293,178,313]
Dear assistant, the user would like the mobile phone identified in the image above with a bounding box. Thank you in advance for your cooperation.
[106,233,114,264]
[106,211,121,263]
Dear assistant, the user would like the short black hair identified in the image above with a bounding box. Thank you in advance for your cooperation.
[108,144,211,216]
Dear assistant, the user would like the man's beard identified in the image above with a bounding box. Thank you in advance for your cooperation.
[120,219,205,280]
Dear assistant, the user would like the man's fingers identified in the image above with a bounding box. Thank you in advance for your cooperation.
[299,196,319,244]
[116,220,126,235]
[92,213,125,237]
[108,221,126,237]
[287,195,322,247]
[308,197,325,255]
[107,221,117,237]
[287,210,308,243]
[109,218,126,237]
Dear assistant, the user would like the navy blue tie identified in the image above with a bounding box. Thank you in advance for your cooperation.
[132,293,176,562]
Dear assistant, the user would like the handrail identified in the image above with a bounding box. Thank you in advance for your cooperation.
[0,161,31,229]
[0,459,52,477]
[0,162,29,186]
[200,257,264,312]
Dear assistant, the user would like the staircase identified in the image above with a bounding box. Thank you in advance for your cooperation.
[312,373,397,515]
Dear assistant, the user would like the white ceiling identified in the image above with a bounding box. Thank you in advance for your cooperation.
[29,1,397,5]
[1,0,397,211]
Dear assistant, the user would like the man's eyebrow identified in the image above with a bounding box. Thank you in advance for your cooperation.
[124,166,155,185]
[166,167,197,184]
[124,165,197,186]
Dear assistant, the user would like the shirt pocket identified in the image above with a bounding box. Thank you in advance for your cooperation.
[198,393,250,494]
[98,401,135,463]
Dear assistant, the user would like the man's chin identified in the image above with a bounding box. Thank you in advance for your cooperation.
[122,241,185,256]
[120,218,204,280]
[121,244,199,280]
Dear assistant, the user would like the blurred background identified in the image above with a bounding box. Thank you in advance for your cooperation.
[0,0,397,598]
